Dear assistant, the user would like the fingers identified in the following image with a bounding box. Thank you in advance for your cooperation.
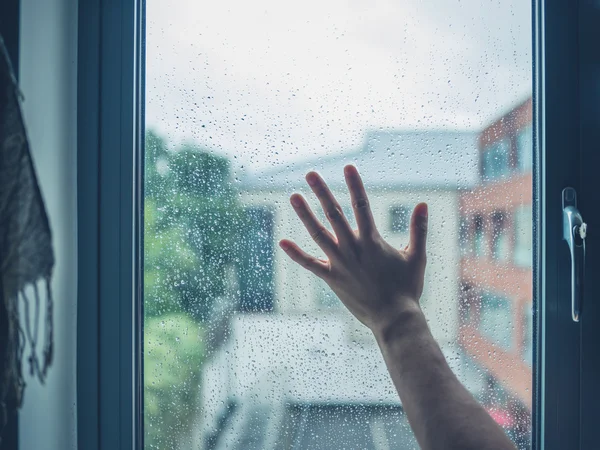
[408,202,428,261]
[305,172,355,245]
[279,239,330,278]
[343,165,377,238]
[290,193,338,256]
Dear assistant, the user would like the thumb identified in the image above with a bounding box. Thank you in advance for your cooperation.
[408,203,428,260]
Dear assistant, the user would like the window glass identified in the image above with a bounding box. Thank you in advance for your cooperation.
[459,217,470,256]
[317,277,339,309]
[492,212,510,262]
[516,126,533,172]
[473,215,488,258]
[480,293,513,350]
[239,207,275,312]
[144,0,533,448]
[514,207,532,267]
[390,206,410,234]
[482,140,511,182]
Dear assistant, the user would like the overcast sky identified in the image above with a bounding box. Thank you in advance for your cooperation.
[145,0,532,171]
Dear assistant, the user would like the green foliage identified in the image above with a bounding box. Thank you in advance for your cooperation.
[144,199,198,317]
[144,313,205,449]
[143,130,242,447]
[143,130,242,320]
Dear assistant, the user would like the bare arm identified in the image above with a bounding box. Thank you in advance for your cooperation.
[280,165,516,450]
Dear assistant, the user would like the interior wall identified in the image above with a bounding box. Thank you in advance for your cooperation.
[18,0,78,448]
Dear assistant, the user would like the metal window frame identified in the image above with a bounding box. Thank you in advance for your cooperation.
[578,0,600,448]
[533,0,580,447]
[77,0,144,449]
[534,0,600,449]
[75,0,600,448]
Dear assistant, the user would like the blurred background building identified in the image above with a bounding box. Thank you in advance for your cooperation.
[457,97,533,446]
[196,130,480,449]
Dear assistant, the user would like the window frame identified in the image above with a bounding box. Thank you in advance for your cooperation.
[75,0,600,449]
[533,0,598,448]
[77,0,145,448]
[575,0,600,448]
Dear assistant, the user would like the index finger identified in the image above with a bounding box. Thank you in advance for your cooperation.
[344,165,377,238]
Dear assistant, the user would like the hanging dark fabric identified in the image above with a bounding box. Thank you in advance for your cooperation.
[0,35,54,440]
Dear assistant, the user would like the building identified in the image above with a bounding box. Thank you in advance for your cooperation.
[458,97,533,444]
[195,130,480,449]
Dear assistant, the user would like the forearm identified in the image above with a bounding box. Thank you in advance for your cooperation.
[374,303,516,450]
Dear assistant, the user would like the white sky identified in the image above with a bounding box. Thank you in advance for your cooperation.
[145,0,532,171]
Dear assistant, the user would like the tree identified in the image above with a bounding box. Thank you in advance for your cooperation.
[144,313,204,449]
[144,132,243,321]
[143,130,243,448]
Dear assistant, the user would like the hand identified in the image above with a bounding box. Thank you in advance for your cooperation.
[279,165,429,334]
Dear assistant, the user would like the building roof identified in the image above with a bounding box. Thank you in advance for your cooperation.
[241,130,479,191]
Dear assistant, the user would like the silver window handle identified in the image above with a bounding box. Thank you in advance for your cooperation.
[562,187,587,322]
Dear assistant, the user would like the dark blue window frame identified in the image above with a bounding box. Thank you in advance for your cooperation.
[77,0,144,448]
[76,0,600,448]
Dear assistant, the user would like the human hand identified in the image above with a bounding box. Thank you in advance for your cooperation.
[279,165,429,334]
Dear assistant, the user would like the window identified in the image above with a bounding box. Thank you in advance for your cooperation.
[76,0,600,448]
[513,207,532,267]
[389,206,410,234]
[479,293,513,351]
[459,284,474,324]
[316,277,339,309]
[516,126,533,172]
[140,1,535,446]
[473,215,487,258]
[491,212,510,262]
[459,217,470,256]
[239,207,275,312]
[482,140,511,182]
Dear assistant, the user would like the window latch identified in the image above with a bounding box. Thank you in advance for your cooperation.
[562,187,587,322]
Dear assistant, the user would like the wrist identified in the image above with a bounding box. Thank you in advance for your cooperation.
[371,300,428,346]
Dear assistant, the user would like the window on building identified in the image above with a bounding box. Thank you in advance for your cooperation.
[491,212,511,262]
[459,216,470,256]
[389,206,410,233]
[473,215,487,258]
[482,140,511,182]
[513,207,532,267]
[238,207,275,312]
[459,284,474,324]
[479,293,513,350]
[516,126,533,172]
[317,277,339,309]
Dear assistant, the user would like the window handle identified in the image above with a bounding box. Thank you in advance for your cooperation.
[562,187,587,322]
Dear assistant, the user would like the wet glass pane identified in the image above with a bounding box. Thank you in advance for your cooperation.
[144,0,533,448]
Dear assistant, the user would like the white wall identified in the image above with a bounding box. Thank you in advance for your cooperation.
[18,0,78,448]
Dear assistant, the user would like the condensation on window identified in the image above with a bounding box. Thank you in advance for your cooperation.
[143,0,533,448]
